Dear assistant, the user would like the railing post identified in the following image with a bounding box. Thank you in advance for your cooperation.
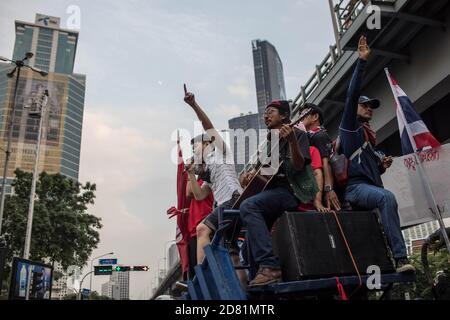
[300,86,307,106]
[315,65,322,84]
[329,0,343,53]
[330,45,337,64]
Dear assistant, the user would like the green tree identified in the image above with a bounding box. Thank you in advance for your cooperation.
[0,169,102,285]
[390,249,450,300]
[88,291,112,300]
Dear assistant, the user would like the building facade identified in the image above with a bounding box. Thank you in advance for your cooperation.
[109,270,130,300]
[101,281,113,298]
[0,14,85,187]
[51,263,71,300]
[228,112,260,174]
[252,39,287,128]
[167,243,179,270]
[13,14,78,74]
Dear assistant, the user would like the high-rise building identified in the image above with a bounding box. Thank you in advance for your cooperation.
[51,263,71,300]
[109,270,130,300]
[0,14,85,189]
[101,281,113,298]
[252,39,287,128]
[228,112,260,174]
[167,243,179,270]
[13,14,79,74]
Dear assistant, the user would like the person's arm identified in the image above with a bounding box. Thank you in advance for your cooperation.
[186,179,194,199]
[313,168,328,213]
[187,170,211,201]
[281,125,305,171]
[340,36,371,131]
[184,85,226,153]
[323,158,341,210]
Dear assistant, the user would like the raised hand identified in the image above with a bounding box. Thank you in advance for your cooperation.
[358,35,371,61]
[183,84,196,107]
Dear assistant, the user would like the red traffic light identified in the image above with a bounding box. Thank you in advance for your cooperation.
[133,266,149,272]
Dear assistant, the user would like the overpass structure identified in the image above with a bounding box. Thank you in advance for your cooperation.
[291,0,450,154]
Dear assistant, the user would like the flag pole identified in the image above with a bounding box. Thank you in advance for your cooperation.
[385,68,450,254]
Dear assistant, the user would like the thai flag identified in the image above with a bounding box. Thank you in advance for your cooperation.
[385,68,441,155]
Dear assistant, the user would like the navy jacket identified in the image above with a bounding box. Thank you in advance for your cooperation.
[339,59,385,188]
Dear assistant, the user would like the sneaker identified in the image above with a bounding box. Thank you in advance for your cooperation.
[248,267,282,287]
[395,258,416,273]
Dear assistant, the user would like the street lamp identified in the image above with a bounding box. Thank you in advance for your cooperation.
[0,52,47,239]
[23,89,49,260]
[89,252,114,295]
[164,240,176,275]
[157,257,165,284]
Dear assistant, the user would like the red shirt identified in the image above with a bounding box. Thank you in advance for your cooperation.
[310,146,323,170]
[187,179,214,238]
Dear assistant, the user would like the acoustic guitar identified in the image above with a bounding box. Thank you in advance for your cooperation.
[232,119,302,209]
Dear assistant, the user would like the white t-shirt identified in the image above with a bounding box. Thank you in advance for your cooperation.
[203,145,243,206]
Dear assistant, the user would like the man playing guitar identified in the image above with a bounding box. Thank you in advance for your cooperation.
[239,100,318,287]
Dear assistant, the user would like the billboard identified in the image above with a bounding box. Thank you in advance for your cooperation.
[9,258,53,300]
[382,144,450,227]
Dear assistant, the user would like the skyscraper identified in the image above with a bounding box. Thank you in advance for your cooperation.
[0,14,85,188]
[13,14,79,74]
[252,39,287,127]
[109,270,130,300]
[228,112,260,174]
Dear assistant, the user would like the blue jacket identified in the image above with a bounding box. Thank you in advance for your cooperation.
[339,59,385,188]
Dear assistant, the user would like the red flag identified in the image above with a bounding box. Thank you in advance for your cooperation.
[175,132,191,277]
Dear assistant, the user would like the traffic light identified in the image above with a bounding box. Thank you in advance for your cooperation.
[115,266,131,272]
[133,266,149,272]
[94,265,113,275]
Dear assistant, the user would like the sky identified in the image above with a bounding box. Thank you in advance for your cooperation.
[1,0,335,299]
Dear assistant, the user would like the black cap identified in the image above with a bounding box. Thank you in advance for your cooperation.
[300,103,324,124]
[266,100,291,118]
[190,134,212,145]
[359,96,380,109]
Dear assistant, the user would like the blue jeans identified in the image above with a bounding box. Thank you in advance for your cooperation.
[239,187,299,269]
[345,183,407,259]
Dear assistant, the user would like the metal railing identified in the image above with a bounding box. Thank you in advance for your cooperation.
[335,0,397,35]
[291,44,341,115]
[292,0,397,114]
[244,0,398,173]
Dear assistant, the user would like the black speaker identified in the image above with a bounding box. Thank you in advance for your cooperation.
[272,211,395,281]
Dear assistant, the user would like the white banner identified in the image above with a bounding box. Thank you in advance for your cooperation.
[382,143,450,228]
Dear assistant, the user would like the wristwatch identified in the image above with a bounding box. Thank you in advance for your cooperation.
[324,185,333,193]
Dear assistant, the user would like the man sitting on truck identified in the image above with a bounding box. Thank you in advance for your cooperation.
[339,35,414,273]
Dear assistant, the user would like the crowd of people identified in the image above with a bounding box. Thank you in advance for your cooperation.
[177,36,415,289]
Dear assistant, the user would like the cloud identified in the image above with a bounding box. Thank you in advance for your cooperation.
[78,106,178,298]
[227,84,252,99]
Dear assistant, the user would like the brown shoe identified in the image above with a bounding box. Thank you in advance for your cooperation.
[249,267,282,287]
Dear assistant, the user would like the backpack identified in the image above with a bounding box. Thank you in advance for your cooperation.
[330,136,349,188]
[330,129,382,188]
